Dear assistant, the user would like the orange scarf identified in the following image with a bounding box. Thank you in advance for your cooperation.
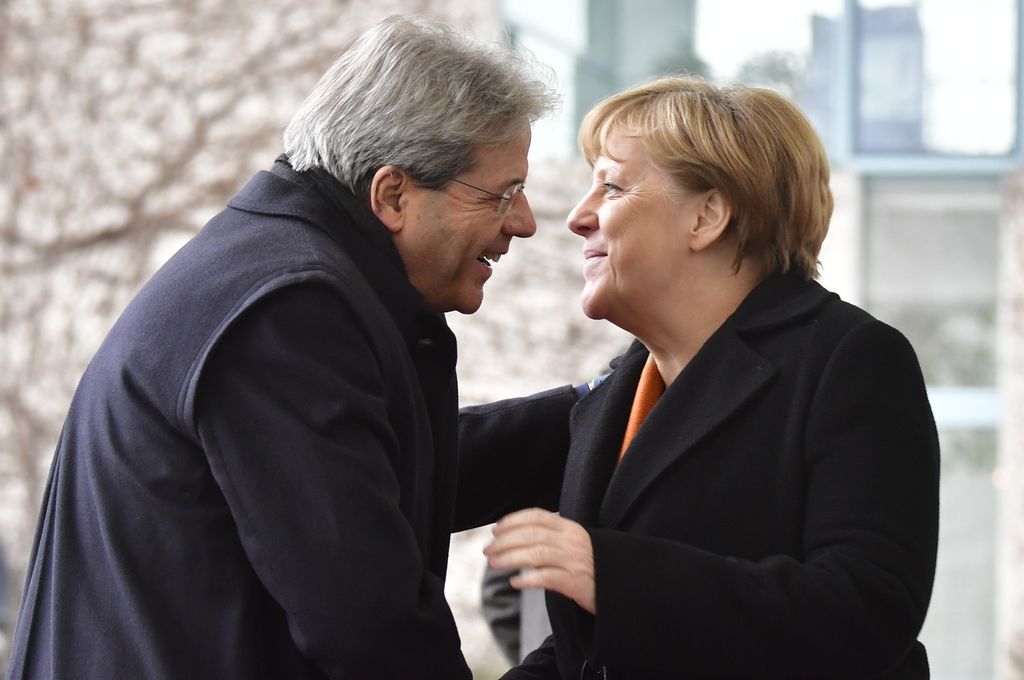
[619,356,665,460]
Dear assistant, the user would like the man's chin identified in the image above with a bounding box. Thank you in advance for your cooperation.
[454,296,485,315]
[445,288,485,315]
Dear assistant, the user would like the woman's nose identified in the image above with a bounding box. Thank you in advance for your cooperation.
[567,194,597,237]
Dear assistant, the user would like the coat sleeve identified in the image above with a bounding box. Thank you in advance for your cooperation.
[454,385,578,530]
[194,284,471,680]
[500,634,561,680]
[588,320,940,676]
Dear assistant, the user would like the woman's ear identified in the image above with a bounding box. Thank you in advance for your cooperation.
[369,165,408,234]
[690,189,733,252]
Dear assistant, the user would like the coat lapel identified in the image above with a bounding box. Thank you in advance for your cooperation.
[558,344,647,525]
[599,329,777,527]
[563,274,835,530]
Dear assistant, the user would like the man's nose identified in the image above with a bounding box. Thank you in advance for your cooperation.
[502,192,538,238]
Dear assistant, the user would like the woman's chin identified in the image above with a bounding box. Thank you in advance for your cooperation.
[580,290,609,321]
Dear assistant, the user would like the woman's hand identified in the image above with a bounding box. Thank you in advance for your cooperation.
[484,508,596,615]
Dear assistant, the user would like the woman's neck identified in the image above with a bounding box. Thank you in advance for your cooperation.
[639,263,765,386]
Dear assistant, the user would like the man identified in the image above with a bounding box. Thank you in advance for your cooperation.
[7,16,556,680]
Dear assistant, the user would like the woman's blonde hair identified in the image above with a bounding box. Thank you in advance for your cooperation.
[579,76,832,279]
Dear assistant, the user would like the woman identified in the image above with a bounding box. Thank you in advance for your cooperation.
[464,77,940,678]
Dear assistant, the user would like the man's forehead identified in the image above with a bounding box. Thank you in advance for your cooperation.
[472,133,531,183]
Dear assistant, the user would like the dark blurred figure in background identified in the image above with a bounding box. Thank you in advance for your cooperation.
[482,563,553,665]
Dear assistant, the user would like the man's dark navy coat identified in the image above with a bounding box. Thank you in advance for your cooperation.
[7,160,473,679]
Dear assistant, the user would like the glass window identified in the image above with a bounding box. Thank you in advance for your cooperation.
[863,177,1000,385]
[855,0,1018,155]
[506,0,1021,164]
[695,1,843,149]
[921,428,998,677]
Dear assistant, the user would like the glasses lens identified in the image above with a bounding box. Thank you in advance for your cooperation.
[497,183,525,216]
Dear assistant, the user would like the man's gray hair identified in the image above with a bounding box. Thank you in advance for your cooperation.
[283,15,558,199]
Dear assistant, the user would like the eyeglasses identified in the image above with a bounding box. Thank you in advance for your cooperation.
[449,178,526,216]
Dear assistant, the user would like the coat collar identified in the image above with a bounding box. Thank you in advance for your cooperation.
[562,273,837,528]
[227,157,448,350]
[729,271,837,335]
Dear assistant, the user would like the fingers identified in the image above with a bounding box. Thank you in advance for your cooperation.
[493,507,563,532]
[508,566,574,593]
[486,524,566,560]
[485,540,560,572]
[484,511,587,570]
[483,508,597,614]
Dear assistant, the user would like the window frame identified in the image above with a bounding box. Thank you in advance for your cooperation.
[831,0,1024,175]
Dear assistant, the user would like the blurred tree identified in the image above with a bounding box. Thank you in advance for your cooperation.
[652,48,710,79]
[735,49,806,98]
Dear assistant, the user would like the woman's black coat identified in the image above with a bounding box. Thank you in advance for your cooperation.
[458,274,940,679]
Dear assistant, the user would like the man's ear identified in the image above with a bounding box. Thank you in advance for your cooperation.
[369,165,409,234]
[690,189,733,252]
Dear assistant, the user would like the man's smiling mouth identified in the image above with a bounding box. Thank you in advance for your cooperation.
[476,252,503,267]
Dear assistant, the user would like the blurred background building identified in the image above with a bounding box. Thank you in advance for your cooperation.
[0,0,1021,678]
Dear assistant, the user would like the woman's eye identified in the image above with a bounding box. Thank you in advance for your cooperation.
[602,181,622,195]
